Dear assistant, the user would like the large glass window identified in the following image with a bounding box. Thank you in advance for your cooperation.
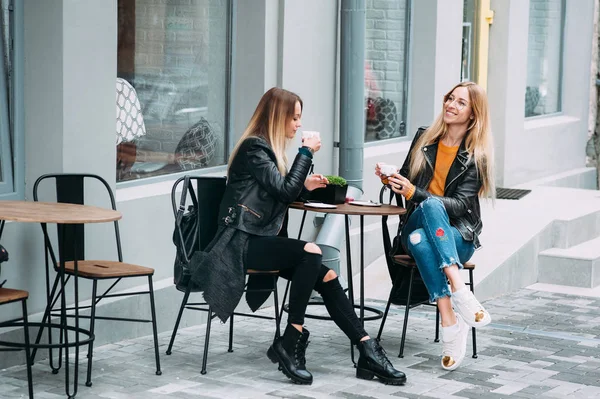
[0,0,14,194]
[525,0,565,117]
[116,0,232,182]
[364,0,411,142]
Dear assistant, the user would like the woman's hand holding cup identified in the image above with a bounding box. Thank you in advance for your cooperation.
[377,163,398,186]
[302,131,321,153]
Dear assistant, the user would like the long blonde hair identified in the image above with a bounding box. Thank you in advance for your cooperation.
[228,87,302,176]
[408,82,495,198]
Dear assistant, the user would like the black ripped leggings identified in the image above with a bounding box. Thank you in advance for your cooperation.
[246,236,368,343]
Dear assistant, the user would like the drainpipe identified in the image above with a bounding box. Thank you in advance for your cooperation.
[314,0,365,288]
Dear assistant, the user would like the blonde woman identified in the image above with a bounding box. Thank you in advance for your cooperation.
[376,82,495,371]
[192,88,406,386]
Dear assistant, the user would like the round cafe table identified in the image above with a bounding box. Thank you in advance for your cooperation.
[289,201,406,363]
[0,201,121,398]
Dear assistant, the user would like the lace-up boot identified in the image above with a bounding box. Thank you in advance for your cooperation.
[267,324,313,384]
[356,339,407,385]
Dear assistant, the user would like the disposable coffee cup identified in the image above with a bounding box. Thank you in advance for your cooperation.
[380,164,398,185]
[301,131,320,140]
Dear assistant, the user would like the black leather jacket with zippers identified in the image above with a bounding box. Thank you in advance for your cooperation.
[218,136,312,236]
[399,127,484,248]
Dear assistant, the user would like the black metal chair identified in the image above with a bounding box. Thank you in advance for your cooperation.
[376,186,478,358]
[30,173,161,387]
[0,288,33,398]
[165,176,281,375]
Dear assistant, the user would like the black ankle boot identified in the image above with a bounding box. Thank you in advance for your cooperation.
[356,339,407,385]
[267,324,313,385]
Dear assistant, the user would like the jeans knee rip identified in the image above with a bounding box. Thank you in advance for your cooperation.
[409,232,422,245]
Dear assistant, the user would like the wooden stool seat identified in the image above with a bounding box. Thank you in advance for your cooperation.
[0,288,29,304]
[64,260,154,279]
[393,254,475,270]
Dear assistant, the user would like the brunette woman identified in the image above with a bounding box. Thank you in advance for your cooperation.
[192,87,406,385]
[376,81,495,371]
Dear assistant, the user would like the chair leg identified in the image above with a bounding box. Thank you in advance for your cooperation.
[147,277,162,375]
[434,307,440,342]
[272,276,281,340]
[201,307,213,375]
[376,270,401,342]
[85,280,98,387]
[469,269,478,359]
[279,280,291,325]
[166,286,191,355]
[31,273,61,370]
[398,267,415,358]
[228,314,234,353]
[21,299,34,399]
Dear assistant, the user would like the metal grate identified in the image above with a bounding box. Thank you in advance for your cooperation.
[496,187,531,200]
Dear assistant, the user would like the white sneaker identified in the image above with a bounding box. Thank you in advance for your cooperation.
[441,314,469,371]
[452,288,491,328]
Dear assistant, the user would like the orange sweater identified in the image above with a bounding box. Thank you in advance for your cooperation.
[405,141,458,199]
[428,141,459,196]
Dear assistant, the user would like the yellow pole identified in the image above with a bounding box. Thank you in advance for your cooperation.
[476,0,494,90]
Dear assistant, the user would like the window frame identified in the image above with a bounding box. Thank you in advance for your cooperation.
[524,0,566,120]
[115,0,235,189]
[0,0,23,200]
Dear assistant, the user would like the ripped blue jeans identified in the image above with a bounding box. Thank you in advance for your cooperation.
[400,197,475,302]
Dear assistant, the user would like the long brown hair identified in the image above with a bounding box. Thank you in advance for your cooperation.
[228,87,302,175]
[407,82,495,198]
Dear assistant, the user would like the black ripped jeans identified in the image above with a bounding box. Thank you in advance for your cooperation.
[246,236,368,343]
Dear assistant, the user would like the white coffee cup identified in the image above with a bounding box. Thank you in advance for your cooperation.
[380,164,398,177]
[301,131,321,140]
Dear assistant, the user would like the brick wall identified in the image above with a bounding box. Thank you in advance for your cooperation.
[526,0,563,116]
[120,0,228,166]
[365,0,409,140]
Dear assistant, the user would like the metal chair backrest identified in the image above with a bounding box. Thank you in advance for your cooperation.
[33,174,122,267]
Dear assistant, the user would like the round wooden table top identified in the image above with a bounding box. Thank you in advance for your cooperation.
[290,201,406,216]
[0,201,122,224]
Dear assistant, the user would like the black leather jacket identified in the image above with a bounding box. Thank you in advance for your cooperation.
[399,128,484,248]
[218,136,312,236]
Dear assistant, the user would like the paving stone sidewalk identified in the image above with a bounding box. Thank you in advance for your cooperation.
[2,288,600,398]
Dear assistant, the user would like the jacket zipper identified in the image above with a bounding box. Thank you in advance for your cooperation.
[238,204,262,218]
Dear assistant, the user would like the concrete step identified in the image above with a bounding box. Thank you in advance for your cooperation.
[538,236,600,288]
[551,209,600,249]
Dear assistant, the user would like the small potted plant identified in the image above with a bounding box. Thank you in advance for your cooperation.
[310,175,348,204]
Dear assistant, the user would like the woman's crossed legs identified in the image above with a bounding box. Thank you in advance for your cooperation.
[246,235,405,385]
[401,198,490,370]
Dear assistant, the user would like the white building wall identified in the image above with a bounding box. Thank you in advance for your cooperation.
[490,0,595,187]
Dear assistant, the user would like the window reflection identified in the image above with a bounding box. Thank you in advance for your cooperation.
[525,0,565,117]
[116,0,230,182]
[364,0,410,142]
